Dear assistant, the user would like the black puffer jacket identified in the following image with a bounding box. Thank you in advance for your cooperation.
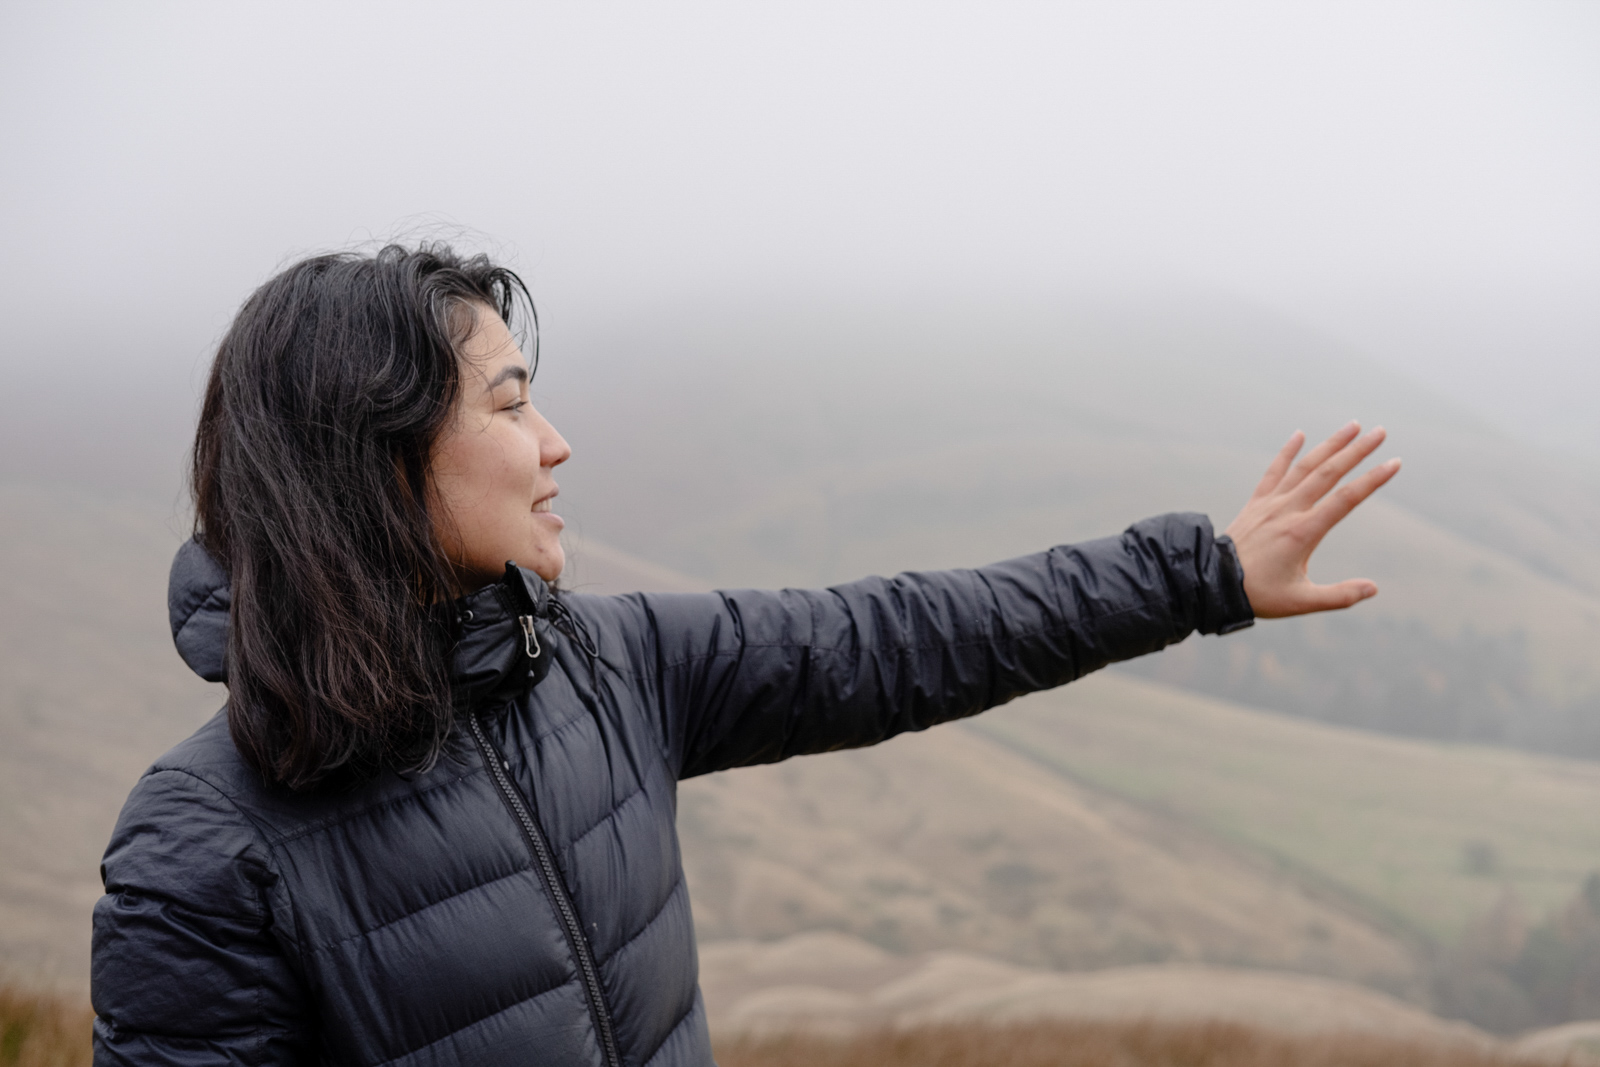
[92,514,1252,1066]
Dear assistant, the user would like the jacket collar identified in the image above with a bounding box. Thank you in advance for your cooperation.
[167,539,555,711]
[447,561,556,712]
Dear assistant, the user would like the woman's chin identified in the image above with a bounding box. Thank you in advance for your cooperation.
[529,544,566,584]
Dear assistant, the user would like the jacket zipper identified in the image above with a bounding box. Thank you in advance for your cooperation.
[467,713,622,1067]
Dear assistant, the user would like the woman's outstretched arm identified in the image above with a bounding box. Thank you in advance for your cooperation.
[592,423,1395,780]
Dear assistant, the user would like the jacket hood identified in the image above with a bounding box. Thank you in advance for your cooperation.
[169,537,231,684]
[167,538,556,707]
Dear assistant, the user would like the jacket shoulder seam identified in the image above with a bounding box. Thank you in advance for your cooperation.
[115,766,300,1041]
[135,766,278,863]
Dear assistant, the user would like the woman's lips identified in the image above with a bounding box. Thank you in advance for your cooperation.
[532,493,563,527]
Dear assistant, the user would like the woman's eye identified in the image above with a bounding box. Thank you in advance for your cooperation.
[504,399,528,414]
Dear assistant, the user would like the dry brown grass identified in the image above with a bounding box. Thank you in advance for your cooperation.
[0,983,1574,1067]
[0,984,92,1067]
[713,1020,1564,1067]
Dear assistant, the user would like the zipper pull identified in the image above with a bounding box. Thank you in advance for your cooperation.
[519,615,542,661]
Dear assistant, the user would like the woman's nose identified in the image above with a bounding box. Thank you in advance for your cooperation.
[539,415,572,469]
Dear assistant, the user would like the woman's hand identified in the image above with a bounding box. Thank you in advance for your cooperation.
[1225,421,1401,619]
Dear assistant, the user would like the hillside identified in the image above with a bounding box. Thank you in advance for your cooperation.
[966,675,1600,944]
[697,932,1482,1044]
[669,671,1600,1025]
[677,711,1418,990]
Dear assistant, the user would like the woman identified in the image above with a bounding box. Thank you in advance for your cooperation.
[92,244,1398,1066]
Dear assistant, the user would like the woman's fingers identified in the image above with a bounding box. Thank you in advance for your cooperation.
[1276,421,1362,494]
[1307,456,1403,536]
[1295,578,1379,613]
[1251,431,1305,499]
[1290,426,1387,507]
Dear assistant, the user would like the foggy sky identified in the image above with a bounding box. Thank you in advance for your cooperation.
[2,1,1597,462]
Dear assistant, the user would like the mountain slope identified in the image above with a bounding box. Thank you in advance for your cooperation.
[968,673,1600,943]
[676,717,1420,991]
[698,932,1491,1045]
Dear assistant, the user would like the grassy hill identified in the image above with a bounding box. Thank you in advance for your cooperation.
[677,714,1420,991]
[671,670,1600,1023]
[697,932,1487,1045]
[966,674,1600,945]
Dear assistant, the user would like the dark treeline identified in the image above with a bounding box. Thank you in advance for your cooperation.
[1434,873,1600,1033]
[1117,614,1600,758]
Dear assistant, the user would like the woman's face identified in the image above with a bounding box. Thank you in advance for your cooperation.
[429,304,571,589]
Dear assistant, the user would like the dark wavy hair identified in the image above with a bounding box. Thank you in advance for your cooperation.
[192,243,536,791]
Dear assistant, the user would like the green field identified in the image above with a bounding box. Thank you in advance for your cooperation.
[969,672,1600,944]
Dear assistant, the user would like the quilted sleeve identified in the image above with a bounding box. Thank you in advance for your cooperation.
[92,768,310,1065]
[617,512,1253,779]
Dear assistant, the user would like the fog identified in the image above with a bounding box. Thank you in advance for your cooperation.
[2,0,1597,492]
[10,7,1600,1034]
